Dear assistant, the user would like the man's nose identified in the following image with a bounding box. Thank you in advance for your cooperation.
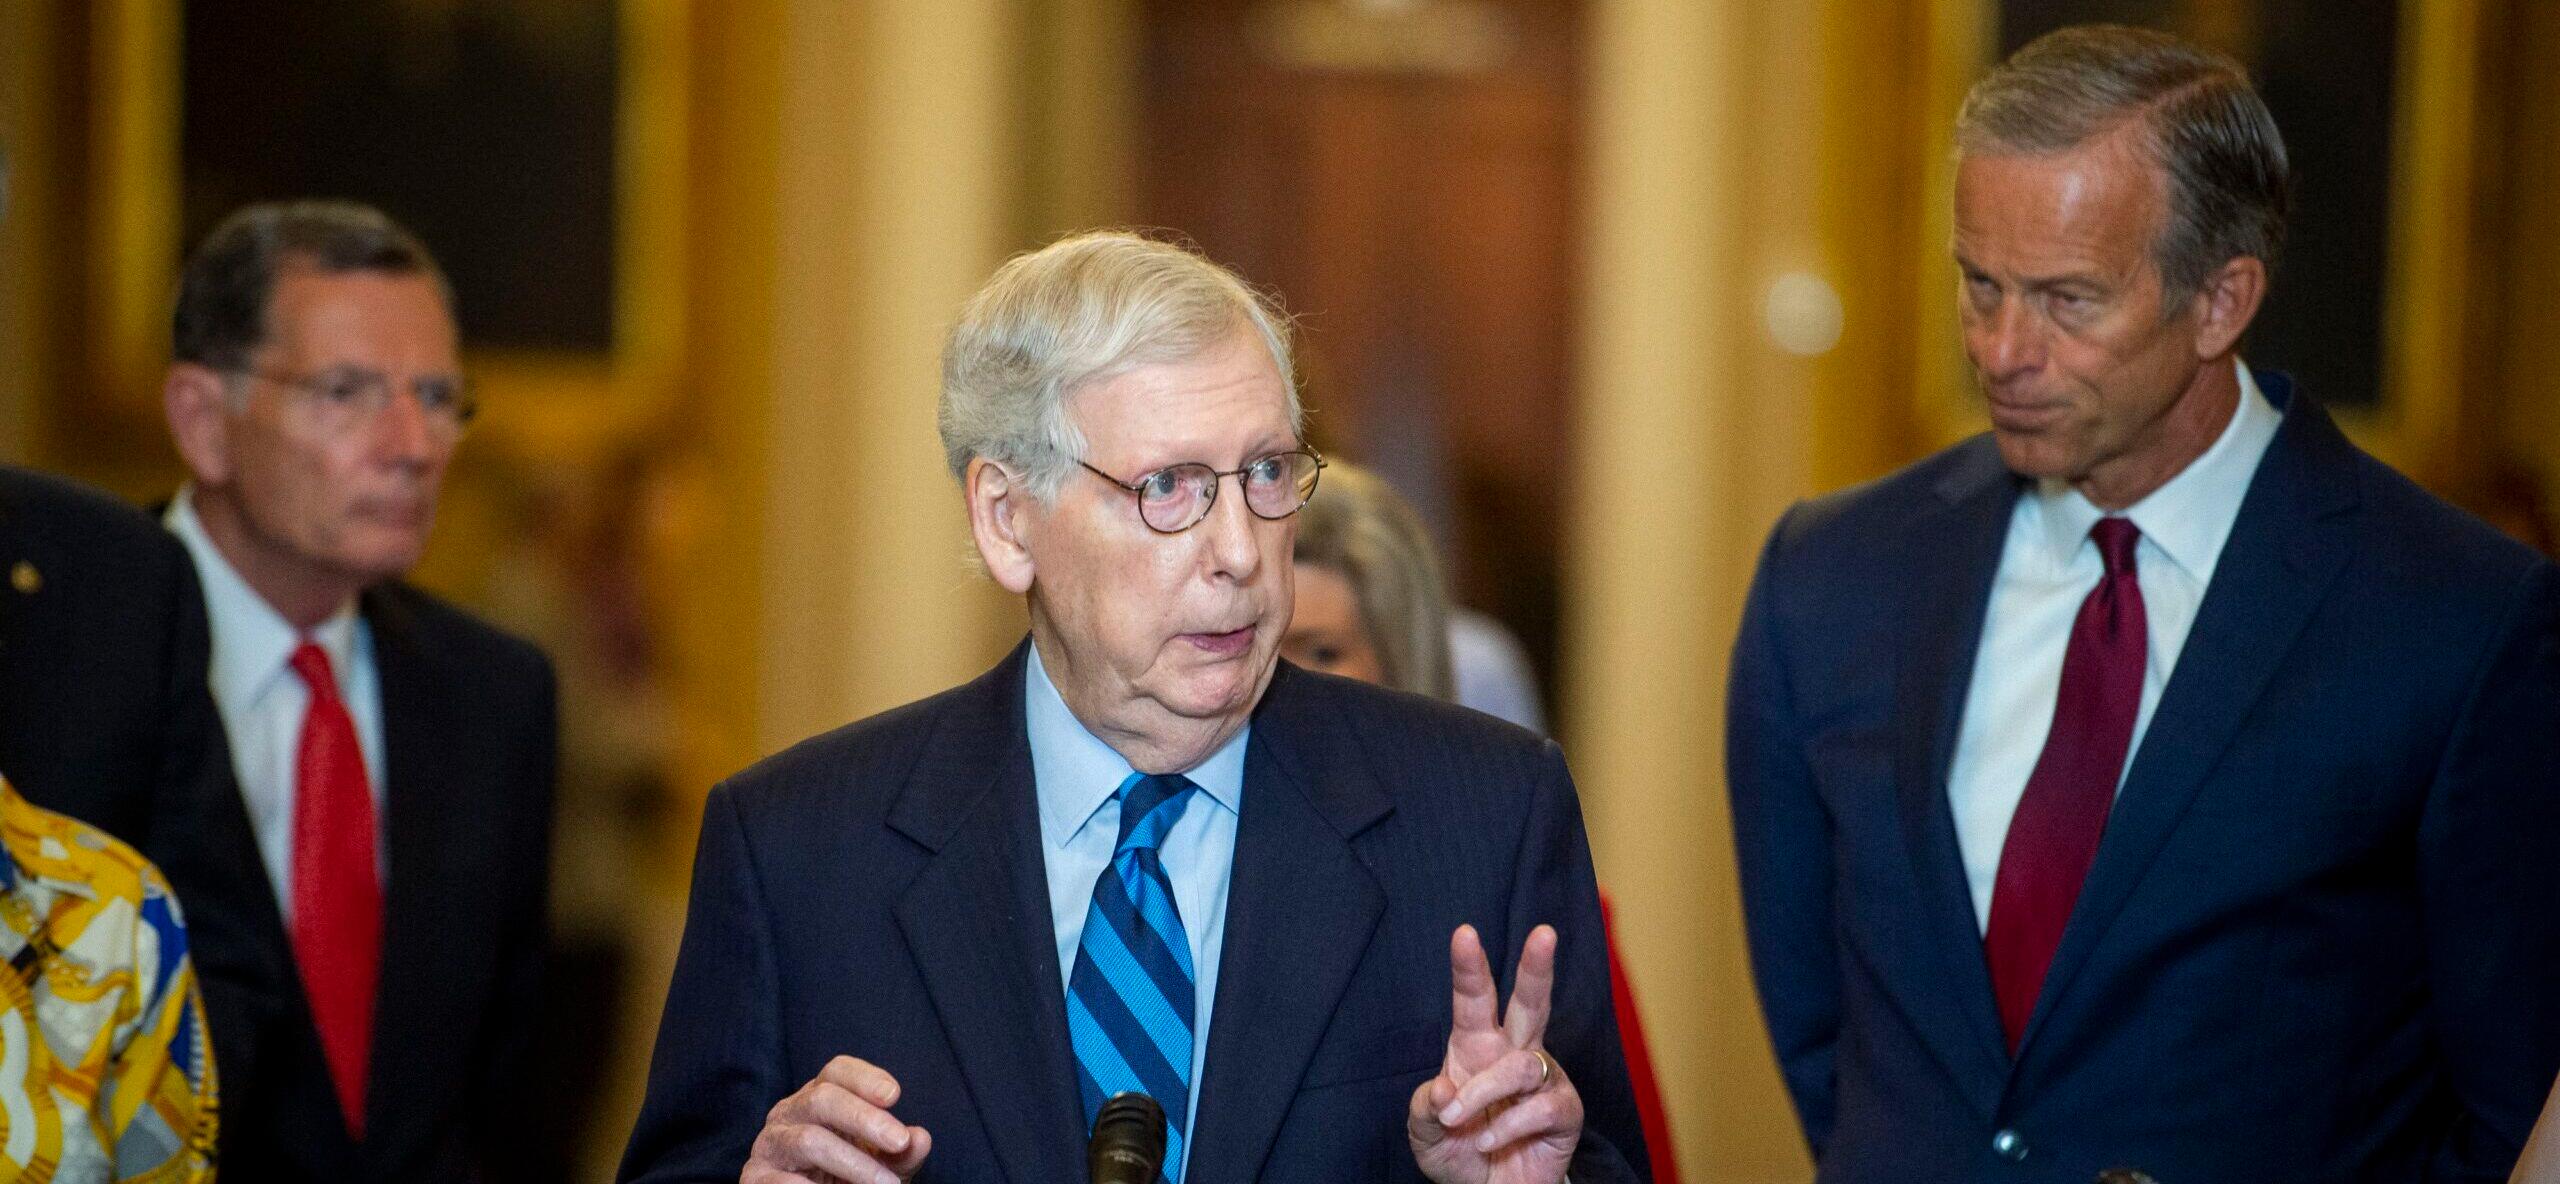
[1198,474,1264,581]
[1973,298,2046,380]
[370,384,442,464]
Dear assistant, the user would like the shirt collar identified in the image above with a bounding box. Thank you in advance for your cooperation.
[1026,643,1247,852]
[166,485,364,707]
[2030,358,2282,581]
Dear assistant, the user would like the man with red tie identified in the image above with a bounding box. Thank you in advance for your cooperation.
[1727,25,2560,1183]
[159,200,557,1182]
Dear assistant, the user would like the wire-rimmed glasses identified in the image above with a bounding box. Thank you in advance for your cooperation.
[232,366,479,441]
[1078,446,1326,534]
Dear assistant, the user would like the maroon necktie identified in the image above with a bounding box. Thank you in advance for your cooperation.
[1984,517,2146,1051]
[289,641,382,1137]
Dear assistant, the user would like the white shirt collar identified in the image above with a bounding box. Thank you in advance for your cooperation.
[2030,359,2282,581]
[1026,643,1246,852]
[165,486,363,706]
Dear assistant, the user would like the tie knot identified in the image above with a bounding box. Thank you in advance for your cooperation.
[1114,773,1196,854]
[2090,517,2141,576]
[289,641,342,700]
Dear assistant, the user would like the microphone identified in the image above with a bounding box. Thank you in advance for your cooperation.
[1088,1091,1167,1184]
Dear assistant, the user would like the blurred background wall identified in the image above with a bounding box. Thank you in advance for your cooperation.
[1,0,2554,1178]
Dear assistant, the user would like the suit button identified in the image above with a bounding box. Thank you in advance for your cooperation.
[1992,1129,2028,1161]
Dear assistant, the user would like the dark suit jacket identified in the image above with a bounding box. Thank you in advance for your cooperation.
[0,466,230,854]
[620,644,1650,1184]
[1727,376,2560,1183]
[0,466,286,1127]
[192,576,559,1183]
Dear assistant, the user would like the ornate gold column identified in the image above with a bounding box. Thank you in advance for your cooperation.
[1019,0,1139,241]
[671,0,1142,801]
[1568,2,1820,1177]
[750,0,1026,753]
[2374,0,2490,482]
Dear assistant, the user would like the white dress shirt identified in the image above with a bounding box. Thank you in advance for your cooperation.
[1027,643,1241,1177]
[1947,361,2282,931]
[166,487,388,921]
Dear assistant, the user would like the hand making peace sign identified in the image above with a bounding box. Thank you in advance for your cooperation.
[1408,924,1584,1184]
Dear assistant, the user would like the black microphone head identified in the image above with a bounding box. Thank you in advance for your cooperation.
[1089,1091,1167,1184]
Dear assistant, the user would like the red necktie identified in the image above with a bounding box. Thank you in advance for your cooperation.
[289,641,382,1137]
[1984,517,2146,1051]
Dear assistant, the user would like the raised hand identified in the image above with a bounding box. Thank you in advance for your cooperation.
[743,1056,934,1184]
[1408,924,1583,1184]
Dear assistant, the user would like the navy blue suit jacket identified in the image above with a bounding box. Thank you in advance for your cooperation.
[621,644,1649,1184]
[1728,378,2560,1183]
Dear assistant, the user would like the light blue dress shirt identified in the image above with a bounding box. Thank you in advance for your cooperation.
[1027,643,1243,1178]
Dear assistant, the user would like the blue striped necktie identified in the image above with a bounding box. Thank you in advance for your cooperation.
[1066,772,1199,1183]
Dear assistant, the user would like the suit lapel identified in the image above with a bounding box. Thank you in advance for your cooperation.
[2020,382,2359,1053]
[139,495,344,1172]
[361,587,481,1160]
[1187,665,1391,1184]
[890,646,1088,1184]
[1892,439,2023,1097]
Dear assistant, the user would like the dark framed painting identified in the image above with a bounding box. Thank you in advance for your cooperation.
[180,0,620,352]
[45,0,702,460]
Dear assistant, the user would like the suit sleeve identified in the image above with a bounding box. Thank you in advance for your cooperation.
[476,648,559,1183]
[2418,560,2560,1182]
[618,782,789,1184]
[1724,505,1839,1155]
[1508,741,1651,1184]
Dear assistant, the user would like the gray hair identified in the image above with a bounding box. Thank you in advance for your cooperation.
[173,200,450,372]
[1955,24,2290,307]
[939,230,1299,498]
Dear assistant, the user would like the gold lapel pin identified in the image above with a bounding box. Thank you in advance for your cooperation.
[10,561,38,595]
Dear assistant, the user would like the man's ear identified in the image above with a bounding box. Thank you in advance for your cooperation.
[2188,254,2267,360]
[965,457,1038,595]
[163,363,235,486]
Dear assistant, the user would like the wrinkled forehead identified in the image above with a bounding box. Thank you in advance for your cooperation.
[1954,138,2167,274]
[258,267,461,365]
[1068,332,1298,465]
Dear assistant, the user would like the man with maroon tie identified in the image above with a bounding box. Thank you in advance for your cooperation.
[1726,25,2560,1183]
[159,200,557,1182]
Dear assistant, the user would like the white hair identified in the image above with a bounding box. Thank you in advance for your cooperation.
[938,230,1299,498]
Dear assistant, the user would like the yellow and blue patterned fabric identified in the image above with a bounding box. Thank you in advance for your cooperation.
[0,776,216,1183]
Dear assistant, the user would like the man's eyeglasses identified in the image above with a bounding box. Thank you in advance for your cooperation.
[233,366,479,440]
[1078,446,1325,534]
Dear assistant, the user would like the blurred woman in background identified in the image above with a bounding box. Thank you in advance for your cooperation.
[1282,462,1454,697]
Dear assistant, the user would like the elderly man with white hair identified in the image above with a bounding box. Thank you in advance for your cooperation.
[619,232,1649,1184]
